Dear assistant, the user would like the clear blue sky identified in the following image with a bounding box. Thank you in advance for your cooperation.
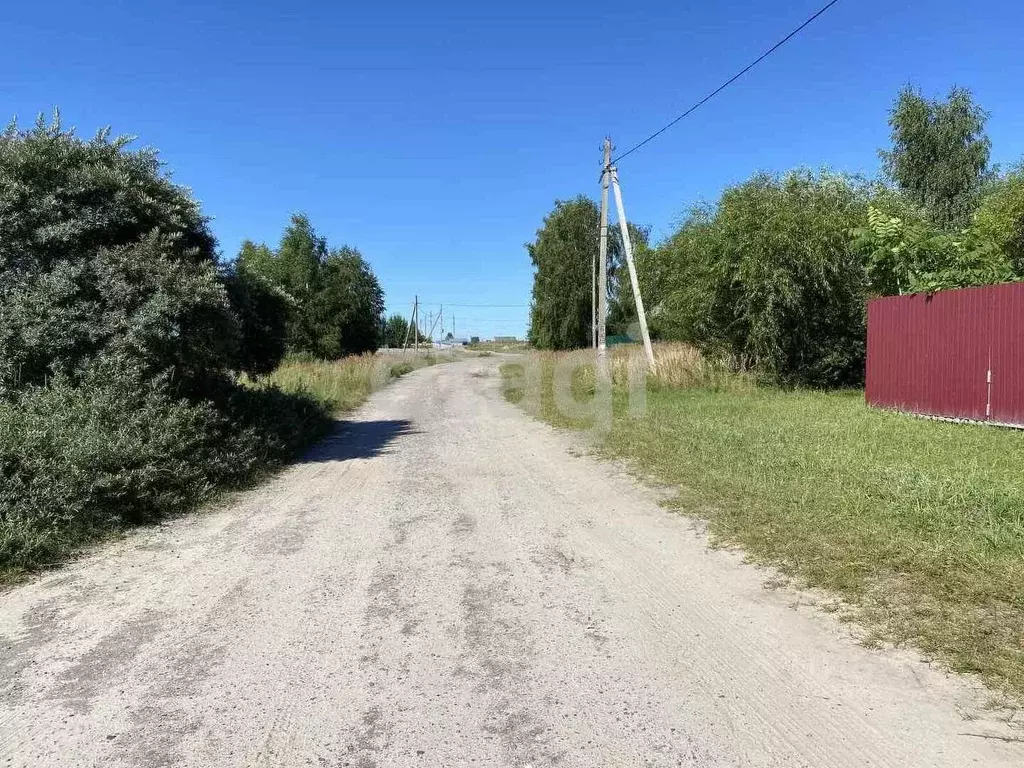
[3,1,1023,339]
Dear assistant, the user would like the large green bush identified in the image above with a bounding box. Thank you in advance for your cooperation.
[0,234,240,397]
[0,114,216,275]
[0,366,329,569]
[973,168,1024,274]
[852,202,1014,295]
[647,170,869,387]
[0,113,245,395]
[0,114,327,574]
[222,267,292,377]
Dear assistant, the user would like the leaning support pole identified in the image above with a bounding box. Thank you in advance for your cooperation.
[402,297,416,352]
[611,168,656,371]
[426,304,442,341]
[592,233,597,349]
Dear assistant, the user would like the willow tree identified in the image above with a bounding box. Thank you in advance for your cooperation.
[526,196,638,349]
[527,197,599,350]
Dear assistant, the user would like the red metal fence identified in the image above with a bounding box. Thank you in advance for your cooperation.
[866,282,1024,426]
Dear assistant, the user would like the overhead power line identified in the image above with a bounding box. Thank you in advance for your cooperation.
[416,303,529,309]
[612,0,844,164]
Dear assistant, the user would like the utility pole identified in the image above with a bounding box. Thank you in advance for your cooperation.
[597,137,611,363]
[402,296,418,351]
[414,295,420,352]
[611,168,656,370]
[426,304,442,343]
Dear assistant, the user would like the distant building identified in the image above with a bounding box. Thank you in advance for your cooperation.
[493,335,518,343]
[433,338,468,348]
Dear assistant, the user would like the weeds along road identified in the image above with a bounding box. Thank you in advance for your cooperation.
[2,356,1021,767]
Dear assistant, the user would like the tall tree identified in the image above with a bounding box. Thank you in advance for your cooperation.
[310,247,385,357]
[880,86,991,230]
[235,240,277,283]
[527,197,599,350]
[275,214,327,299]
[383,314,410,348]
[236,222,385,359]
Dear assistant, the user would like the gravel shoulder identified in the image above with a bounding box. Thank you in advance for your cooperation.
[1,356,1021,767]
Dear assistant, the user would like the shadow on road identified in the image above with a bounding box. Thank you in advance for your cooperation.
[302,419,418,463]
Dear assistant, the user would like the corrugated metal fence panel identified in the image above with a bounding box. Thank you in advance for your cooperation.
[929,286,991,421]
[866,287,992,422]
[990,282,1024,425]
[866,295,914,410]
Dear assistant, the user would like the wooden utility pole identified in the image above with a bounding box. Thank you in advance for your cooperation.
[611,168,656,370]
[598,138,611,362]
[414,295,420,352]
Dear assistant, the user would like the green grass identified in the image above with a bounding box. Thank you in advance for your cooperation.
[467,340,530,353]
[501,354,1024,699]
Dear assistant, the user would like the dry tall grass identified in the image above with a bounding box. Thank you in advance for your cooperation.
[266,352,437,415]
[608,342,751,391]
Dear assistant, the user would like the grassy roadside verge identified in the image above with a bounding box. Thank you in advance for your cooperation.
[500,346,1024,700]
[264,350,441,415]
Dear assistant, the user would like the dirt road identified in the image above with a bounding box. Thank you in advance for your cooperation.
[2,357,1021,767]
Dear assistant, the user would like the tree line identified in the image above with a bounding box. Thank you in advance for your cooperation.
[527,86,1024,387]
[0,113,387,570]
[231,216,385,365]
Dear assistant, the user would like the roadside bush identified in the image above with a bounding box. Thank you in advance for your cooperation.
[222,267,292,377]
[0,235,240,397]
[0,115,333,574]
[973,167,1024,274]
[648,170,869,387]
[0,365,330,571]
[852,203,1014,295]
[0,113,216,276]
[389,362,414,377]
[0,113,242,396]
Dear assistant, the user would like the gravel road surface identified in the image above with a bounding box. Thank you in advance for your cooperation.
[2,356,1021,767]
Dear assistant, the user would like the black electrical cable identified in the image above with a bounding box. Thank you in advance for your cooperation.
[611,0,843,164]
